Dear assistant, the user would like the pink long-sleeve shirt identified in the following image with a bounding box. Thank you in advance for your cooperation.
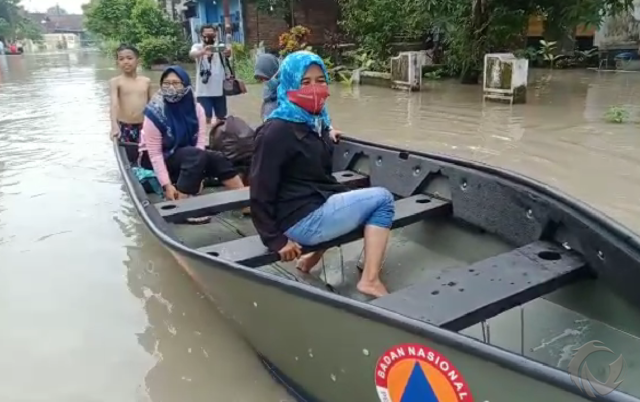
[139,103,208,187]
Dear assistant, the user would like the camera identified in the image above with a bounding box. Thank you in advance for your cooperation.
[200,68,211,84]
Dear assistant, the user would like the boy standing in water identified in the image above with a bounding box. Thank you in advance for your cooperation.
[109,45,152,143]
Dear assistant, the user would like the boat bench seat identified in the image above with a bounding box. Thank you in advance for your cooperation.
[197,194,453,268]
[155,171,369,223]
[371,240,590,331]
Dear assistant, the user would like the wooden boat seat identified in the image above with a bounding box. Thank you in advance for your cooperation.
[156,171,369,223]
[197,194,453,267]
[371,240,590,331]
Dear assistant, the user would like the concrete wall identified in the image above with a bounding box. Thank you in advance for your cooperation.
[595,0,640,47]
[21,33,80,52]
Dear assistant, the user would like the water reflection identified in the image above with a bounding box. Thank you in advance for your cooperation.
[0,51,290,401]
[116,193,291,402]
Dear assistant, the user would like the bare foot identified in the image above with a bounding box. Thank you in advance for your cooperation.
[357,279,389,298]
[296,250,325,273]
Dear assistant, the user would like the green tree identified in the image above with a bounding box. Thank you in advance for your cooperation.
[15,17,43,40]
[0,17,10,39]
[339,0,635,83]
[83,0,188,67]
[339,0,431,60]
[129,0,180,41]
[82,0,134,42]
[0,0,43,41]
[0,0,19,29]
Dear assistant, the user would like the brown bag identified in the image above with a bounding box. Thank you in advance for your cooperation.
[219,52,247,96]
[209,116,255,165]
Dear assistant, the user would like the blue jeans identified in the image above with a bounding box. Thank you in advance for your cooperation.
[197,96,228,120]
[285,187,395,246]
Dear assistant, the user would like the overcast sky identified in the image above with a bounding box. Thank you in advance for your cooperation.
[24,0,86,14]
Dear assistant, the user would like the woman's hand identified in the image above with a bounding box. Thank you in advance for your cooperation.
[329,128,342,143]
[278,240,302,262]
[164,184,180,201]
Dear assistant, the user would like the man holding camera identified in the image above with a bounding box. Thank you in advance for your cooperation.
[189,24,231,124]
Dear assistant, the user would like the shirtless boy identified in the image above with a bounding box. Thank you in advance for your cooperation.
[109,44,152,143]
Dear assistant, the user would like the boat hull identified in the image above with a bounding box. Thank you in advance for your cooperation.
[114,140,640,402]
[168,249,607,402]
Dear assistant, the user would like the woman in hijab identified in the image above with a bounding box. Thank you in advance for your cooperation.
[139,66,246,218]
[249,51,394,298]
[254,53,280,121]
[254,53,345,136]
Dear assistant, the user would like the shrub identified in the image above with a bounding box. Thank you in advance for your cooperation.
[233,58,257,84]
[174,39,192,62]
[85,0,188,66]
[232,42,250,60]
[138,36,176,68]
[604,106,629,124]
[99,38,121,58]
[229,43,257,84]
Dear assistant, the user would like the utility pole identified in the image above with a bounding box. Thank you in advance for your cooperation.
[221,0,232,49]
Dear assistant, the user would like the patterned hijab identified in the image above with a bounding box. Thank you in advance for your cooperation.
[143,65,199,150]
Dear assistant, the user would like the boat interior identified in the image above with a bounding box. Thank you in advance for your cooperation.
[120,138,640,398]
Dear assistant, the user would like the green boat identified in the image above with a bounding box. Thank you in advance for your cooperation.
[115,136,640,402]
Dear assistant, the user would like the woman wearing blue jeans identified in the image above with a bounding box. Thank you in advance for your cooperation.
[249,51,394,298]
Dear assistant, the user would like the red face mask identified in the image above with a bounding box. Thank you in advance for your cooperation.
[286,84,329,115]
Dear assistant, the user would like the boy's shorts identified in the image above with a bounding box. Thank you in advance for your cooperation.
[118,122,142,143]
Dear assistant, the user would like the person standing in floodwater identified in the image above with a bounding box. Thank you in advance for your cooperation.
[254,53,280,121]
[190,24,231,124]
[109,44,152,145]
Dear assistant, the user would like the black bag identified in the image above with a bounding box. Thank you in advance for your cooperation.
[209,116,255,166]
[218,52,247,96]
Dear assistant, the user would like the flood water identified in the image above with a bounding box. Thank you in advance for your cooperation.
[1,50,640,400]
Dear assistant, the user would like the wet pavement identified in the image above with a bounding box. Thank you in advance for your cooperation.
[1,49,640,401]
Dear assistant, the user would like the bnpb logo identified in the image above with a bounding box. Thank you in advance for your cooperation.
[375,343,473,402]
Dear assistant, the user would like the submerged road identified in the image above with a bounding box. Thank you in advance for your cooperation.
[1,50,640,400]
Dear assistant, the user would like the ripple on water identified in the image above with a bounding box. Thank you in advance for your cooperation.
[0,51,294,402]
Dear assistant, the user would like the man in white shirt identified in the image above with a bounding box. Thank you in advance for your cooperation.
[189,24,230,123]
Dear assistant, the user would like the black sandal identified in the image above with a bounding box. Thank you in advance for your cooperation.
[185,216,212,225]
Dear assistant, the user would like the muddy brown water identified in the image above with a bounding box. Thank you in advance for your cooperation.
[1,50,640,400]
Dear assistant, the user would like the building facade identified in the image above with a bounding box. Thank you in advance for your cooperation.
[183,0,338,49]
[24,13,86,52]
